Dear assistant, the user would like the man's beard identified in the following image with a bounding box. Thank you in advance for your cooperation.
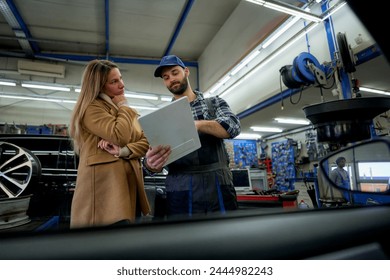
[168,78,188,96]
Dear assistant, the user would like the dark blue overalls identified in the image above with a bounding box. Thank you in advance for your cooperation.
[165,133,238,217]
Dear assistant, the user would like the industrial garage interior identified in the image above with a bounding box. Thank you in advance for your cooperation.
[1,0,390,263]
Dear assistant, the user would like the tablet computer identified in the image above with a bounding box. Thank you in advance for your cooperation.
[138,96,201,165]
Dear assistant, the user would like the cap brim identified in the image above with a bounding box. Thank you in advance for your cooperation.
[154,64,185,78]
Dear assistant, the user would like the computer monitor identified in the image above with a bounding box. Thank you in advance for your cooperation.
[231,168,252,193]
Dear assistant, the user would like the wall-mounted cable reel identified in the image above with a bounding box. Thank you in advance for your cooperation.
[279,64,305,89]
[280,52,327,89]
[294,52,327,85]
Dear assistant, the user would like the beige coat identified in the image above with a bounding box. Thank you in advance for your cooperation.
[70,96,150,228]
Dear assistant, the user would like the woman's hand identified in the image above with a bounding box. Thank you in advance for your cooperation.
[98,139,120,156]
[111,94,128,107]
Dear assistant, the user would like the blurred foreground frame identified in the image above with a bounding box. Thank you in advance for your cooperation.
[317,136,390,207]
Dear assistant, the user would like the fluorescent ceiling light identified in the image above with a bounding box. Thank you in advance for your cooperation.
[206,3,324,97]
[0,94,160,110]
[0,81,16,86]
[219,75,232,85]
[132,105,158,110]
[245,0,322,22]
[231,49,261,76]
[262,16,301,49]
[21,83,71,92]
[321,1,347,21]
[207,0,344,103]
[229,9,302,79]
[218,22,318,99]
[251,126,283,132]
[359,87,390,96]
[125,92,159,100]
[275,117,310,125]
[0,94,75,103]
[209,82,223,94]
[62,100,77,104]
[235,133,262,139]
[161,96,172,102]
[74,88,161,101]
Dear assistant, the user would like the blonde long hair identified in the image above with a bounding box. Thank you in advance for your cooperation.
[69,59,119,154]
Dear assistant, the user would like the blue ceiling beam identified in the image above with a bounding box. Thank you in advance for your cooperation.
[163,0,195,56]
[105,0,110,58]
[3,0,39,54]
[2,0,198,69]
[34,52,198,68]
[237,88,300,119]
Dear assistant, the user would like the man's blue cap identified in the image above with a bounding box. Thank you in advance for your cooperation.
[154,55,186,77]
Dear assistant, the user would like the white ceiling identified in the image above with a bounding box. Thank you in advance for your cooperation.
[1,0,390,139]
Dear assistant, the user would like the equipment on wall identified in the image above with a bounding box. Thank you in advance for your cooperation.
[17,60,66,78]
[278,50,335,106]
[278,32,390,145]
[279,52,328,89]
[279,32,357,97]
[336,32,356,74]
[303,97,390,144]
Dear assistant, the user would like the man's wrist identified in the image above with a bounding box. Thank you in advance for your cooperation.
[142,157,158,176]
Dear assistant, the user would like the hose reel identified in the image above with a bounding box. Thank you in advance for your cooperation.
[280,52,327,89]
[280,32,356,90]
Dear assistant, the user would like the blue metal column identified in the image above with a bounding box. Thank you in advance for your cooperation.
[321,1,352,99]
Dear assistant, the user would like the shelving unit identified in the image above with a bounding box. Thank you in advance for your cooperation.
[1,122,68,136]
[271,139,296,192]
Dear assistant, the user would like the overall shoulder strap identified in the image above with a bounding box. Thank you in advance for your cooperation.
[205,97,230,166]
[205,97,216,118]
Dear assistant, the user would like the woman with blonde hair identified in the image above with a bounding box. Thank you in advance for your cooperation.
[69,59,150,228]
